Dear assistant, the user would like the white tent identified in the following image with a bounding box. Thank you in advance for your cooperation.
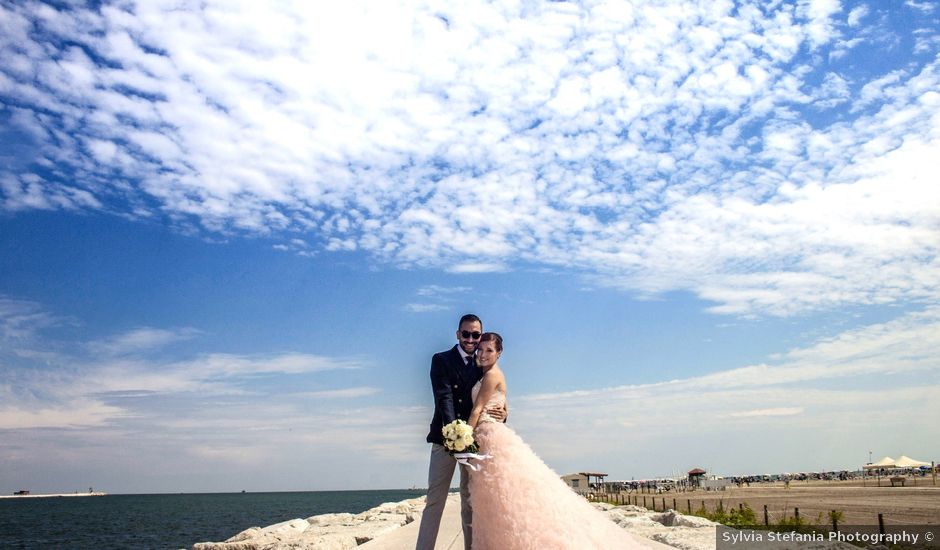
[894,455,931,468]
[863,456,896,469]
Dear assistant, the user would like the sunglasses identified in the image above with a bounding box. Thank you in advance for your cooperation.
[460,330,482,340]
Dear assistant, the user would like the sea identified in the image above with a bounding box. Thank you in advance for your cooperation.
[0,489,427,549]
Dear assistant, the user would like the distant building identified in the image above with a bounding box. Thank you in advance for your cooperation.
[562,472,607,495]
[562,473,587,493]
[14,490,30,496]
[687,468,706,487]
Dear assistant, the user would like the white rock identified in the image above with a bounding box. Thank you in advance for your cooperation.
[192,542,258,550]
[653,509,717,528]
[194,498,418,550]
[647,527,718,550]
[228,527,263,542]
[261,518,310,537]
[305,513,355,526]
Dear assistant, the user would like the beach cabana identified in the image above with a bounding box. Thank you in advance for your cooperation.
[687,468,706,487]
[562,473,589,494]
[562,472,608,495]
[582,472,608,493]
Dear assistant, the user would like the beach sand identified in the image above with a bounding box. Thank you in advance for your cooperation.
[627,479,940,525]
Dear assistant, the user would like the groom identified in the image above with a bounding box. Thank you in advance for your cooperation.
[416,313,504,550]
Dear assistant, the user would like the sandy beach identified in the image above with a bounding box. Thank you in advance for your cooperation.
[622,479,940,526]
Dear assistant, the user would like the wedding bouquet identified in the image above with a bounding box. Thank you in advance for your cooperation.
[442,419,479,454]
[441,420,491,471]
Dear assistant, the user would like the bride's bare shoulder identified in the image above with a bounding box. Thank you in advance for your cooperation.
[482,366,505,384]
[492,366,507,387]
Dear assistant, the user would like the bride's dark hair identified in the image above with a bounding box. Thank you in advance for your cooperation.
[479,332,503,352]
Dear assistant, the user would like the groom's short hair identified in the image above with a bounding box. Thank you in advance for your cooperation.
[458,313,482,328]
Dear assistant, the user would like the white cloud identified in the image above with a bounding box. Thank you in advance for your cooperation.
[87,327,201,356]
[905,1,936,14]
[1,1,938,318]
[416,285,473,297]
[0,373,127,430]
[448,262,507,274]
[404,303,450,313]
[405,284,473,313]
[175,352,361,379]
[0,400,125,430]
[0,174,102,212]
[299,387,382,399]
[0,296,62,340]
[3,345,366,415]
[726,407,804,418]
[799,0,842,48]
[846,6,868,27]
[913,29,940,54]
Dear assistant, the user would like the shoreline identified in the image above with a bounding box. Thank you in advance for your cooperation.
[0,492,108,499]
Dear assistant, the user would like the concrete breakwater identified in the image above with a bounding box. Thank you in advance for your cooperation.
[0,492,108,499]
[191,494,724,550]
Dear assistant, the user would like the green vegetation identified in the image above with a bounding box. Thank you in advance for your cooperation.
[690,502,757,528]
[687,501,848,535]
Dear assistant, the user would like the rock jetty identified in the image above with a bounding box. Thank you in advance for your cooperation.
[193,495,879,550]
[192,495,722,550]
[193,497,426,550]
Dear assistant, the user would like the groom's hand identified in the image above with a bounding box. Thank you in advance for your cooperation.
[485,404,508,423]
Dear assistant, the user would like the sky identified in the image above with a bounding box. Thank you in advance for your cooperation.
[0,0,938,494]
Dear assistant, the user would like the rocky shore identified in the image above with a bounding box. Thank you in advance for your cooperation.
[192,497,427,550]
[192,495,722,550]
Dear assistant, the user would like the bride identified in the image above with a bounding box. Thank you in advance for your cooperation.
[467,332,652,549]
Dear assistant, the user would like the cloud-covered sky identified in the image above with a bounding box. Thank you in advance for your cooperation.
[1,0,938,493]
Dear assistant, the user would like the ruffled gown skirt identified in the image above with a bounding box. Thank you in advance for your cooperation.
[469,422,649,549]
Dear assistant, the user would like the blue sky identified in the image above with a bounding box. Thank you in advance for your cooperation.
[1,0,938,493]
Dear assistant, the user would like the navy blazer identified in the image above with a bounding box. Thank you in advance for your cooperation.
[426,345,483,445]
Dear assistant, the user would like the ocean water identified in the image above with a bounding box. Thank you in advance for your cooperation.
[0,489,427,549]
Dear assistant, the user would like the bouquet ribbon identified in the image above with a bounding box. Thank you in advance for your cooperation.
[453,452,493,471]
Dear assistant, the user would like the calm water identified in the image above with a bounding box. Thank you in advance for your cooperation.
[0,489,427,549]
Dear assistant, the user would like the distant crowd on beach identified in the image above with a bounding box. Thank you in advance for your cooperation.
[589,466,937,495]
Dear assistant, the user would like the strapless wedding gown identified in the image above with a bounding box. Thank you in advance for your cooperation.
[469,381,651,549]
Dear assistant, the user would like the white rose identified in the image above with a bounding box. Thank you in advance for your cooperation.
[454,439,466,452]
